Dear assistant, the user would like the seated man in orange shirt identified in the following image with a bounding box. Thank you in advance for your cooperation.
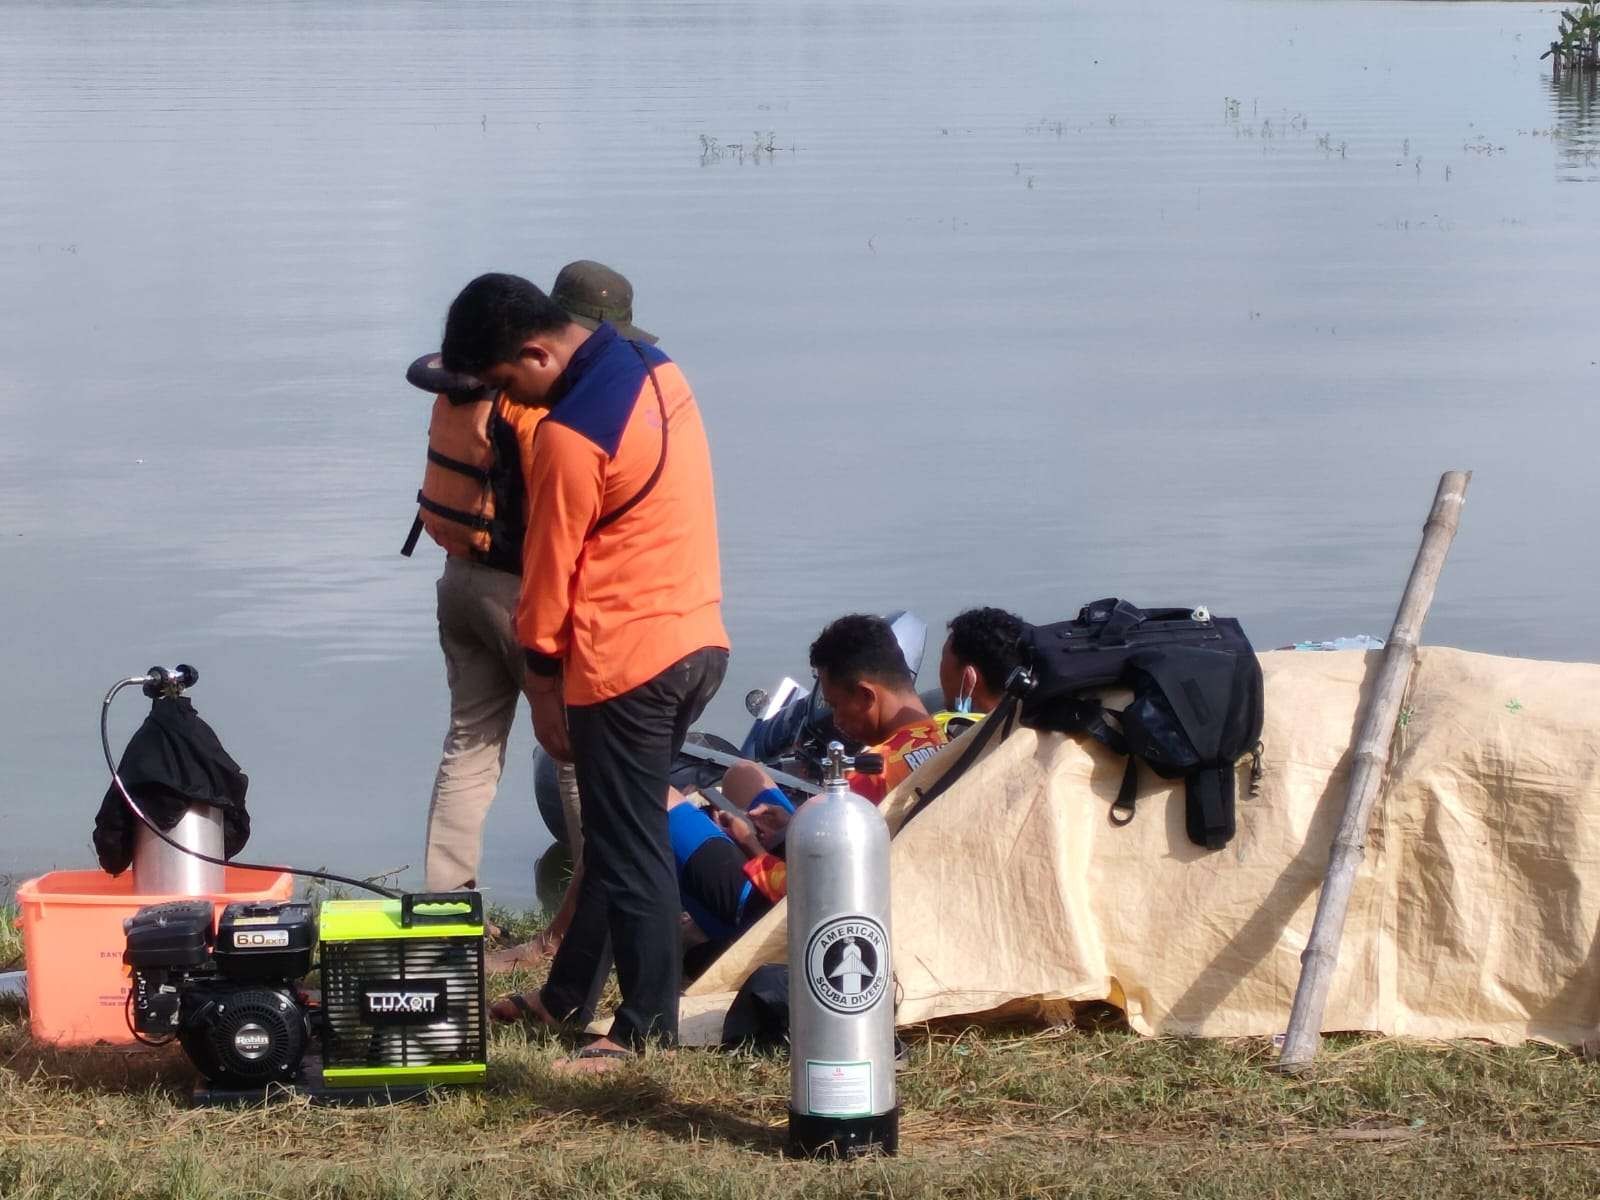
[668,613,955,951]
[726,613,952,811]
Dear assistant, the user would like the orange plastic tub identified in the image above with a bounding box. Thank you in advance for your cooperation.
[15,867,293,1046]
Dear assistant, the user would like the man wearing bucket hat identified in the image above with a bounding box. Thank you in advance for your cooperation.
[409,262,655,921]
[550,259,657,346]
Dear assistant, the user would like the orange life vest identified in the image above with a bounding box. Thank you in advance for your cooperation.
[402,392,523,566]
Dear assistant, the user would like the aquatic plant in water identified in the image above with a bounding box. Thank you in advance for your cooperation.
[1542,5,1600,76]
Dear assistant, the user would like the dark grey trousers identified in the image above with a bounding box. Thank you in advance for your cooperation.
[540,647,727,1047]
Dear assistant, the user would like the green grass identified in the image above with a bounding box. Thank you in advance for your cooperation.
[1,905,21,972]
[3,920,1600,1198]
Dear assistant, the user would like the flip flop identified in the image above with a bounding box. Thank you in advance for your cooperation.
[490,990,558,1027]
[552,1040,637,1076]
[576,1045,634,1061]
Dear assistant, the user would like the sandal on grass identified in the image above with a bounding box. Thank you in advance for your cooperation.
[552,1039,637,1076]
[490,990,559,1027]
[576,1045,633,1061]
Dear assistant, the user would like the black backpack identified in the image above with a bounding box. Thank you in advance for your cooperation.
[1017,599,1263,849]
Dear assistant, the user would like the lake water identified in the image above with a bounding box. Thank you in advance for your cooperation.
[1,0,1595,908]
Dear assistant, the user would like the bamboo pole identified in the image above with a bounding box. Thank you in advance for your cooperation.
[1278,470,1472,1071]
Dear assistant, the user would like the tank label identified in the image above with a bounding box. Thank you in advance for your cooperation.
[805,1059,873,1117]
[804,915,889,1016]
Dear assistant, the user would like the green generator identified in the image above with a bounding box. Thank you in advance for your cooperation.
[318,892,488,1089]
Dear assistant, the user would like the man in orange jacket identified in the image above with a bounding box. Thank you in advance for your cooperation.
[413,262,655,901]
[440,272,728,1068]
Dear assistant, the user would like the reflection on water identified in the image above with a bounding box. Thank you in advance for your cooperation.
[1549,71,1600,180]
[0,0,1597,906]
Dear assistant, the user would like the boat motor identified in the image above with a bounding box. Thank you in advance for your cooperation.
[787,742,897,1159]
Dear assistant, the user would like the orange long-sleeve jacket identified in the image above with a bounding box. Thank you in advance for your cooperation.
[516,324,728,706]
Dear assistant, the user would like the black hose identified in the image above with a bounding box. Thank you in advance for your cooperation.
[124,986,174,1047]
[101,678,398,899]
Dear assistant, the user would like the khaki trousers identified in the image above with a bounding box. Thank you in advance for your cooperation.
[424,556,580,891]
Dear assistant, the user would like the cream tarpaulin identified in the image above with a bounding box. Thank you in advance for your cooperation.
[677,648,1600,1046]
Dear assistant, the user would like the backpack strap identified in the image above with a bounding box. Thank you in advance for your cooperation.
[1099,600,1147,644]
[1109,758,1139,826]
[903,693,1019,826]
[1074,706,1141,827]
[1186,766,1235,849]
[593,344,669,534]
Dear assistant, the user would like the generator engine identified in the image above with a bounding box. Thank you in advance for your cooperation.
[123,893,487,1096]
[124,900,316,1087]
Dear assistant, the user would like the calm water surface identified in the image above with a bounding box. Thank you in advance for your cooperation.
[1,1,1595,905]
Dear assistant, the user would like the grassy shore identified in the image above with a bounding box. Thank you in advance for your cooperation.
[0,904,20,973]
[3,909,1600,1198]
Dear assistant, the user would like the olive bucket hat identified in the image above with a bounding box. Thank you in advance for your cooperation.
[551,260,658,345]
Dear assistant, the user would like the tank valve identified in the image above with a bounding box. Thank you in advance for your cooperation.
[141,664,199,699]
[821,741,884,785]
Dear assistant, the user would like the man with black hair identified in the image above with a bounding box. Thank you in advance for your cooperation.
[938,606,1026,715]
[670,614,956,950]
[443,273,728,1070]
[412,262,651,906]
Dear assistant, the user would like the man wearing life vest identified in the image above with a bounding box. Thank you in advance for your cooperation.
[406,262,659,905]
[439,271,728,1072]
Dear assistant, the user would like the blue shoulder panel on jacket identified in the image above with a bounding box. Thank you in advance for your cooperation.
[548,325,677,458]
[634,339,672,369]
[547,328,640,458]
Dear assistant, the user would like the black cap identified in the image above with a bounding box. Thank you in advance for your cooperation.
[405,352,490,401]
[551,260,657,345]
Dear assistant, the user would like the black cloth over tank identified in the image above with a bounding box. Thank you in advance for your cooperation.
[94,696,250,876]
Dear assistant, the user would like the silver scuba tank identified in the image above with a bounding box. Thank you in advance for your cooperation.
[124,665,227,896]
[787,742,897,1158]
[132,804,225,896]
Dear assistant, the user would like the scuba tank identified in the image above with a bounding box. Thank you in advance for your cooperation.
[132,805,224,895]
[787,742,897,1159]
[116,666,227,896]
